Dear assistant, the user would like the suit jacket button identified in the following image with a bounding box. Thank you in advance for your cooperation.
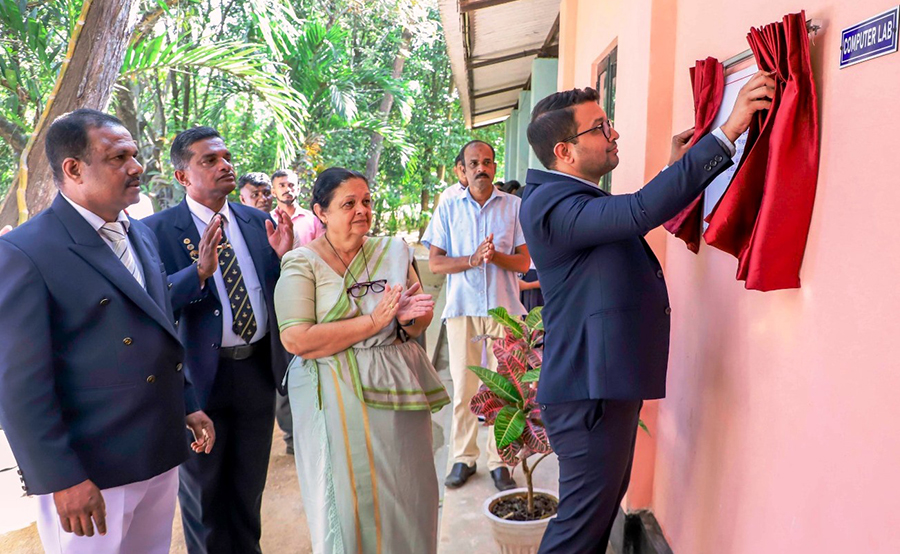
[175,363,183,372]
[212,344,218,349]
[665,307,672,315]
[704,164,711,171]
[715,155,723,162]
[147,375,156,384]
[168,282,173,290]
[123,337,133,345]
[657,270,664,278]
[214,309,220,316]
[711,159,718,167]
[99,298,110,306]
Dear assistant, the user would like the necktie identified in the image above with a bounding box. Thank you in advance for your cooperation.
[217,215,257,344]
[99,222,144,288]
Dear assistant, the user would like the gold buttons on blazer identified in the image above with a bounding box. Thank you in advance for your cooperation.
[146,375,156,384]
[123,337,133,345]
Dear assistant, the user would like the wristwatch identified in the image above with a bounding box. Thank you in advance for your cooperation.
[399,318,416,327]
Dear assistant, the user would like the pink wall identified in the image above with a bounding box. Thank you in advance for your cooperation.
[559,0,900,552]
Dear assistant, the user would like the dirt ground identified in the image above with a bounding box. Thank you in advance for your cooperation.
[0,427,311,554]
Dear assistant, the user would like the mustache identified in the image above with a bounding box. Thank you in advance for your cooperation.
[476,172,490,179]
[126,177,141,187]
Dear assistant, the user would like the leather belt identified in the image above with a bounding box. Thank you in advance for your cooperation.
[218,342,260,361]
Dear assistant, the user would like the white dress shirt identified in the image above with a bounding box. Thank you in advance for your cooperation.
[60,193,146,288]
[185,196,267,346]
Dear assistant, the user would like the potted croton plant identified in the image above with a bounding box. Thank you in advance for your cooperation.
[468,306,558,554]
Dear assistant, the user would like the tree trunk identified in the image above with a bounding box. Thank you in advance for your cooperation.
[364,29,413,187]
[417,188,430,241]
[0,0,141,227]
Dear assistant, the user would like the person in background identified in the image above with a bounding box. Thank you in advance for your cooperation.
[275,167,448,553]
[428,140,530,492]
[238,172,274,213]
[269,168,324,454]
[271,169,324,251]
[519,260,543,313]
[500,179,521,196]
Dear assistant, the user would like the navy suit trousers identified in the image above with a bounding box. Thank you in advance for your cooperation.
[538,399,643,553]
[178,340,276,554]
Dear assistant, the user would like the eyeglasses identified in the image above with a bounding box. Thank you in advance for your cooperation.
[347,279,387,298]
[562,119,614,143]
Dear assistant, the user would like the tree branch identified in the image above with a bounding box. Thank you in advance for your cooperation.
[0,114,27,153]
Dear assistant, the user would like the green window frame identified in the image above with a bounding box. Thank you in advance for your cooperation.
[595,47,617,193]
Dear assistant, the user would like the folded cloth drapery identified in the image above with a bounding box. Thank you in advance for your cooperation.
[704,11,820,291]
[664,57,725,253]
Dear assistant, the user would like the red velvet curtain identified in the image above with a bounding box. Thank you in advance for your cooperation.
[704,11,820,291]
[663,57,724,253]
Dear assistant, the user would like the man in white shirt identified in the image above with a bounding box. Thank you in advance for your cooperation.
[0,109,214,554]
[144,127,294,553]
[428,140,531,492]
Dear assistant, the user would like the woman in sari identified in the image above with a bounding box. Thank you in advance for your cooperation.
[274,168,449,554]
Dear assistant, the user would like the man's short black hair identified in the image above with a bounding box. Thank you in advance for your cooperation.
[454,151,464,166]
[459,140,496,163]
[527,88,600,169]
[238,172,271,190]
[45,109,125,186]
[271,168,297,182]
[170,126,221,171]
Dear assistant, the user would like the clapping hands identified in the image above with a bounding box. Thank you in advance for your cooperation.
[370,283,434,330]
[395,282,434,324]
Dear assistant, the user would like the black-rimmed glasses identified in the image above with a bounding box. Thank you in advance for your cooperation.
[347,279,387,298]
[562,119,614,143]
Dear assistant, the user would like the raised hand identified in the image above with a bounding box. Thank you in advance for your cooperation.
[668,127,695,165]
[197,215,223,282]
[370,285,402,330]
[396,282,435,323]
[721,70,776,142]
[266,208,295,259]
[53,479,106,537]
[185,410,216,454]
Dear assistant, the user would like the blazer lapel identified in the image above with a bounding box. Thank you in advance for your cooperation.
[174,200,220,304]
[53,196,178,338]
[128,223,179,339]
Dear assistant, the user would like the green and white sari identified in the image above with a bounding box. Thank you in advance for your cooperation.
[274,236,449,554]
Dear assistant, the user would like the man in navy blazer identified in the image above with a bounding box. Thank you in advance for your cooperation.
[0,109,214,553]
[520,73,775,552]
[144,126,293,553]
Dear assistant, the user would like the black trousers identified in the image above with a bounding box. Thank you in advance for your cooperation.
[538,398,643,553]
[179,341,276,554]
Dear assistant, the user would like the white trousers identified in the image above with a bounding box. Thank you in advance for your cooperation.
[37,467,178,554]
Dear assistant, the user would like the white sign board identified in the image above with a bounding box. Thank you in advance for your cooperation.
[702,64,757,231]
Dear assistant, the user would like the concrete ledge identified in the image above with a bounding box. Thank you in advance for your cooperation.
[610,508,673,554]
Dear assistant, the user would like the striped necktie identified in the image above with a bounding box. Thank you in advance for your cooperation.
[217,215,257,344]
[99,222,144,288]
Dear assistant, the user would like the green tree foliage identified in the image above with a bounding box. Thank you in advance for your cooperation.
[0,0,507,232]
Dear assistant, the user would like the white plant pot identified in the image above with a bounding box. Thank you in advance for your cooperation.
[482,487,558,554]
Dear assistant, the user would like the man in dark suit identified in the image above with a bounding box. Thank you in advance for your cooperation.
[144,127,293,553]
[0,109,215,553]
[519,73,775,552]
